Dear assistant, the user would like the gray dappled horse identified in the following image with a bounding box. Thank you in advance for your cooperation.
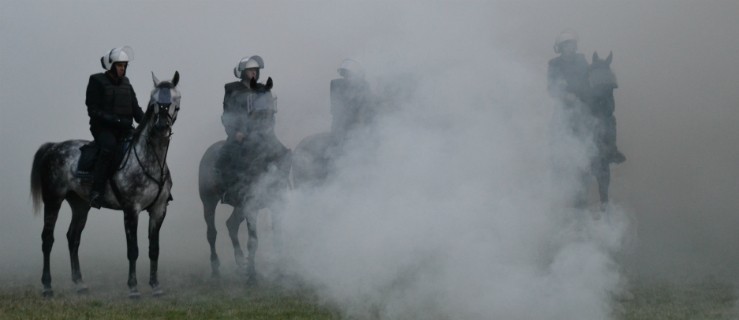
[587,51,619,205]
[198,80,290,283]
[30,72,181,298]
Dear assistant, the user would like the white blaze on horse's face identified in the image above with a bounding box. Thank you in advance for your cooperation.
[149,71,181,129]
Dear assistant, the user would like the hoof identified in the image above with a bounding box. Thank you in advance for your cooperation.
[76,282,89,294]
[152,286,165,297]
[129,288,141,299]
[42,288,54,298]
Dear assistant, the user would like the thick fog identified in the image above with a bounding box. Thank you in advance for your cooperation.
[2,1,739,319]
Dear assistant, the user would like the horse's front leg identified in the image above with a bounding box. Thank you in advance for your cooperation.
[595,159,611,208]
[148,205,167,296]
[226,206,247,270]
[123,210,141,298]
[245,208,258,285]
[202,197,220,277]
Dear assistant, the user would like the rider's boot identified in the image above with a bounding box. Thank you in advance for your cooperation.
[610,149,626,164]
[89,149,112,209]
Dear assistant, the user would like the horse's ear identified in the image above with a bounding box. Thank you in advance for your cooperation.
[172,71,180,87]
[606,51,613,66]
[152,72,160,86]
[592,51,600,63]
[265,77,273,90]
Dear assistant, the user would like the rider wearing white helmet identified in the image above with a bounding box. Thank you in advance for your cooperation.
[330,59,373,146]
[221,55,270,142]
[85,46,144,208]
[217,55,286,204]
[547,30,589,106]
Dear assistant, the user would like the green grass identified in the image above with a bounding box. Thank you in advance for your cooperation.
[616,280,738,320]
[0,277,339,320]
[1,276,737,319]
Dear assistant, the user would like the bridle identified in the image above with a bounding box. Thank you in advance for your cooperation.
[132,86,179,208]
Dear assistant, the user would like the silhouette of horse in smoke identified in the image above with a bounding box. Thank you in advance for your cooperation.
[198,78,290,283]
[30,72,181,298]
[291,132,336,188]
[587,51,622,206]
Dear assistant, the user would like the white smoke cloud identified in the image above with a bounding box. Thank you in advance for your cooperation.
[4,0,739,316]
[273,15,629,317]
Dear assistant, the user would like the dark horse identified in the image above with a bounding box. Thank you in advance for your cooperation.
[291,132,335,188]
[198,80,290,282]
[587,51,621,206]
[30,71,181,298]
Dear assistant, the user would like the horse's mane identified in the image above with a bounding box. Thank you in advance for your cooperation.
[132,104,155,138]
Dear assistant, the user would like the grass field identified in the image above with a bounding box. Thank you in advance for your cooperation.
[0,274,339,320]
[1,274,737,319]
[616,280,738,320]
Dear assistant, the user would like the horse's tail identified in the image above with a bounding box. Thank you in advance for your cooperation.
[31,143,54,215]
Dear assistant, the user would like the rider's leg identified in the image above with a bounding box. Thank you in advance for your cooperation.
[90,129,116,208]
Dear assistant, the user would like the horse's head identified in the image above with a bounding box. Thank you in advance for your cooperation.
[148,71,181,131]
[246,77,277,135]
[589,51,618,95]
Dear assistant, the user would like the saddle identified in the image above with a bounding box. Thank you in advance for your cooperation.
[75,138,132,180]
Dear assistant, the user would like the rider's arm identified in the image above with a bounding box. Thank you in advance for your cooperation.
[547,60,566,99]
[221,89,240,138]
[85,75,106,119]
[131,88,144,124]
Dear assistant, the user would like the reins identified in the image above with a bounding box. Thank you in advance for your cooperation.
[134,121,172,210]
[111,104,174,210]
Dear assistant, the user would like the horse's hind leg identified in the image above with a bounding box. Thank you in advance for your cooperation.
[41,199,62,297]
[226,206,247,270]
[66,194,91,293]
[202,197,220,277]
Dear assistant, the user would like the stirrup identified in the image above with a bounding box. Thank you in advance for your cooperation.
[610,151,626,164]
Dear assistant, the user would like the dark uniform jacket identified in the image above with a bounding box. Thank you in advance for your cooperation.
[85,72,144,132]
[330,78,371,137]
[222,81,270,139]
[547,53,590,103]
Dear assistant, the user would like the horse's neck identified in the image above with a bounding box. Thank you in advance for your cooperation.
[590,89,615,114]
[597,90,614,103]
[126,122,170,172]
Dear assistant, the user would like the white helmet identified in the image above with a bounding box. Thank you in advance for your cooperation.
[337,59,364,78]
[233,55,264,78]
[554,30,579,53]
[100,46,134,70]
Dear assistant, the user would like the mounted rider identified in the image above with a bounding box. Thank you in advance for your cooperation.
[547,31,625,164]
[547,31,590,111]
[86,46,144,209]
[330,59,373,147]
[216,55,288,204]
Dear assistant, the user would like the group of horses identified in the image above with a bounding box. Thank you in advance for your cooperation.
[29,53,620,298]
[29,71,333,298]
